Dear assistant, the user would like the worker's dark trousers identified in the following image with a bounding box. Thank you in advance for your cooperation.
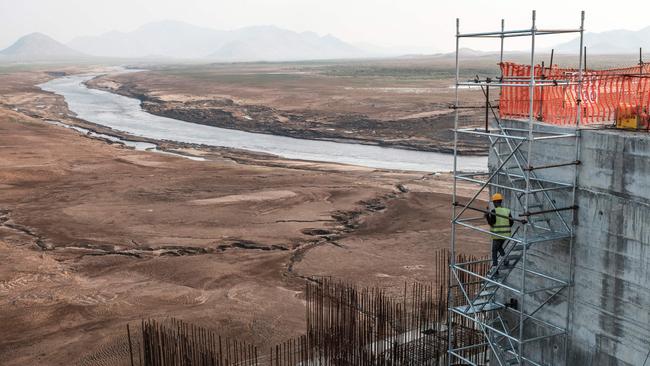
[492,239,506,267]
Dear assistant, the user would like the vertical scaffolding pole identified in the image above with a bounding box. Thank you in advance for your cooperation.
[640,48,644,76]
[517,9,537,365]
[565,10,585,364]
[497,19,505,190]
[577,13,585,127]
[447,17,461,366]
[499,19,505,67]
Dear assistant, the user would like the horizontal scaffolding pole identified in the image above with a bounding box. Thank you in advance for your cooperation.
[454,216,573,241]
[452,139,524,224]
[458,172,575,194]
[460,262,569,288]
[457,28,581,38]
[453,201,527,222]
[450,305,567,351]
[456,128,577,141]
[494,286,568,354]
[505,30,583,38]
[502,307,568,334]
[454,220,523,243]
[456,215,557,233]
[456,216,554,236]
[449,308,519,343]
[455,174,528,194]
[449,104,500,110]
[524,161,581,171]
[528,184,575,194]
[532,133,579,141]
[452,265,522,294]
[501,75,570,80]
[463,77,577,84]
[457,81,578,87]
[518,266,569,286]
[493,171,574,189]
[500,127,576,135]
[536,28,584,34]
[455,128,528,140]
[454,257,568,289]
[452,304,567,343]
[457,28,532,38]
[523,205,578,217]
[452,264,568,292]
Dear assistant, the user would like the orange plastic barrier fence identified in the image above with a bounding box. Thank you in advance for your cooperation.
[499,62,650,125]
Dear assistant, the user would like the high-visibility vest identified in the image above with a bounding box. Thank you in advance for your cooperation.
[491,206,512,239]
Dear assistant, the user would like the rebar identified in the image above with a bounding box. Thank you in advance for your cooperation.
[128,250,490,366]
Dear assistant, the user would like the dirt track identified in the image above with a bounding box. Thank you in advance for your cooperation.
[0,68,487,365]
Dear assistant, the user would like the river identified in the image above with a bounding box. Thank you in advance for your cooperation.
[39,74,486,172]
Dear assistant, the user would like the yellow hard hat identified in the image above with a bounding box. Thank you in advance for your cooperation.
[491,193,503,201]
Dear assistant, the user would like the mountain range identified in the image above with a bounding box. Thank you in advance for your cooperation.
[0,21,373,62]
[2,21,650,63]
[69,21,367,61]
[0,33,86,61]
[554,26,650,54]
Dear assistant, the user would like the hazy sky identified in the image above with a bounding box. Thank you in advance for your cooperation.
[1,0,649,52]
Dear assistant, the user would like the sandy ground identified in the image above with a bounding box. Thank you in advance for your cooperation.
[0,67,488,365]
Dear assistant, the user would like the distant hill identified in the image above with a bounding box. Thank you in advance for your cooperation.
[68,20,369,61]
[208,26,364,61]
[0,32,85,61]
[68,20,226,59]
[554,27,650,54]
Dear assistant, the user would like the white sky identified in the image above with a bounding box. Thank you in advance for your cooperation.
[1,0,649,52]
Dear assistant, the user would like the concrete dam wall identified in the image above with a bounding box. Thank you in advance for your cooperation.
[490,120,650,366]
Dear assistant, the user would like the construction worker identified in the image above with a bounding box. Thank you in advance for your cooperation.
[485,193,514,271]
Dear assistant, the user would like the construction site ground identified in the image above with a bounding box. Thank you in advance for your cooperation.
[0,66,487,365]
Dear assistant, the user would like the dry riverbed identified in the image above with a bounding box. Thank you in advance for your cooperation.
[0,66,488,365]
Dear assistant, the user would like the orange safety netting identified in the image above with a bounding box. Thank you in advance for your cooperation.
[499,62,650,125]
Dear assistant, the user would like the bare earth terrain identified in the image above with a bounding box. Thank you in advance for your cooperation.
[0,64,487,365]
[87,59,490,154]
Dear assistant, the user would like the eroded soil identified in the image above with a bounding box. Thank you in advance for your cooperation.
[0,67,488,365]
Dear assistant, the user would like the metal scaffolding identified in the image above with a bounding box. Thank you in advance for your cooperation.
[447,10,585,366]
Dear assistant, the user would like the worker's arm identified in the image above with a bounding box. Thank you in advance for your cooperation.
[485,210,496,226]
[509,213,514,227]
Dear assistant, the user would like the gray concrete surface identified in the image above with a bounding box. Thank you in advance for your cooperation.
[483,120,650,366]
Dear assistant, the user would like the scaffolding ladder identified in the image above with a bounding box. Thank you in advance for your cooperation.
[447,10,585,366]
